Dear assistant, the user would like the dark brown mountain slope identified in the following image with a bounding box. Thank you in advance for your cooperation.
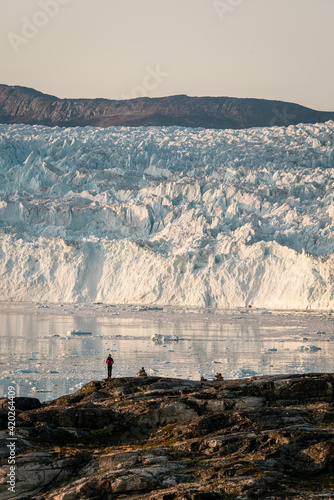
[0,84,333,129]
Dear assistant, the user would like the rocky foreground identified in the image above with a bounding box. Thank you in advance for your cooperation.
[0,373,334,500]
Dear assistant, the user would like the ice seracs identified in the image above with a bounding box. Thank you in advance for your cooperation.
[0,121,334,309]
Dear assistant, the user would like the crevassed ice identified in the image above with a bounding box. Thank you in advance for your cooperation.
[0,121,333,308]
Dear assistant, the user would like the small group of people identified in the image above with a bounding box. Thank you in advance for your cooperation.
[106,355,150,379]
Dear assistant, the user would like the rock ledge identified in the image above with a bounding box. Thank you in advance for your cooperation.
[0,373,333,499]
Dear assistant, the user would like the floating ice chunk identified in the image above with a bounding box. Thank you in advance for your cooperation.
[147,368,158,375]
[296,345,321,352]
[231,368,258,379]
[308,345,322,351]
[31,387,52,393]
[151,334,163,343]
[68,329,92,336]
[151,334,179,343]
[166,335,179,342]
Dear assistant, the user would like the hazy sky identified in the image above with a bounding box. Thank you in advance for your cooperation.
[1,0,333,110]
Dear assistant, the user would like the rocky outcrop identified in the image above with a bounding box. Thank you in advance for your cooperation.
[1,84,334,130]
[0,452,80,499]
[0,397,41,411]
[0,373,333,499]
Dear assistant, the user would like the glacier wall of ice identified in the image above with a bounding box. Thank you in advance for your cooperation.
[0,121,333,308]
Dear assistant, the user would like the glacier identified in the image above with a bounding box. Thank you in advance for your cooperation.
[0,121,334,309]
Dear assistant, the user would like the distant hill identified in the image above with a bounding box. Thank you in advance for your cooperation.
[0,84,333,129]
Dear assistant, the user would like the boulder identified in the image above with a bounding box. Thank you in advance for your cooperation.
[0,397,41,411]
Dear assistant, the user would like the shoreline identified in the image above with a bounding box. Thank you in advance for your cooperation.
[1,302,334,404]
[1,300,334,324]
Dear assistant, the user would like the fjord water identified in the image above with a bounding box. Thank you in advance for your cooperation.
[1,304,333,402]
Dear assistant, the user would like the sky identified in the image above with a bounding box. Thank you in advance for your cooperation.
[1,0,333,111]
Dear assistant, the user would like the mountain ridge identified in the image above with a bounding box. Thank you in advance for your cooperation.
[1,83,334,129]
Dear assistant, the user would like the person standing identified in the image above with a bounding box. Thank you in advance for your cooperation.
[106,354,114,379]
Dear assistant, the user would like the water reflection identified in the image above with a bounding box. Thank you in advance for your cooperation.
[0,310,333,401]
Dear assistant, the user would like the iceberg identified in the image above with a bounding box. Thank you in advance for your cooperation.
[68,329,92,336]
[0,121,333,309]
[151,334,179,343]
[296,345,322,352]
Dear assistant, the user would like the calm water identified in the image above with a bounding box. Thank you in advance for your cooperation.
[1,306,334,401]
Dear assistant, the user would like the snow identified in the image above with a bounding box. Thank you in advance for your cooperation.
[0,121,334,309]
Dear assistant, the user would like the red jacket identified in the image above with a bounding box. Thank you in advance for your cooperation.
[106,357,114,366]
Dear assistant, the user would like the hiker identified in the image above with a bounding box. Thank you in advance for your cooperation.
[106,354,114,378]
[136,367,147,377]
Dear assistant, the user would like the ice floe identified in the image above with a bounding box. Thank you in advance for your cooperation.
[151,334,179,343]
[296,345,322,352]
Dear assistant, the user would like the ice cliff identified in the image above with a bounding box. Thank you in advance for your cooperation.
[0,121,333,308]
